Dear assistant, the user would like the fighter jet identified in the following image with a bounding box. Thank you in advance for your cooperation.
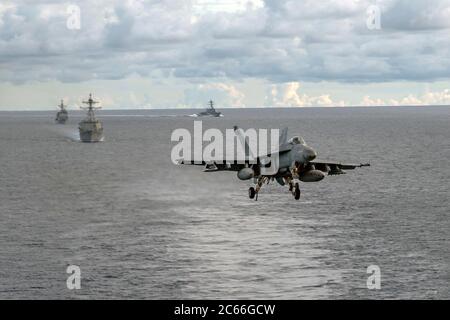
[178,126,370,200]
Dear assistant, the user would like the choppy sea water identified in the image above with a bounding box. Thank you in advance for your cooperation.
[0,106,449,299]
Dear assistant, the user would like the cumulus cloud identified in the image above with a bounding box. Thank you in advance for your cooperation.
[360,89,450,106]
[382,0,450,31]
[1,0,450,85]
[184,82,246,108]
[360,95,388,106]
[2,0,450,109]
[267,82,345,107]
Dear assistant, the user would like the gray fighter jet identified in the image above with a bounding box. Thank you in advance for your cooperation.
[178,126,369,200]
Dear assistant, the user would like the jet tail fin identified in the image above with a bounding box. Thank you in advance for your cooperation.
[279,127,288,145]
[233,126,288,159]
[233,125,256,160]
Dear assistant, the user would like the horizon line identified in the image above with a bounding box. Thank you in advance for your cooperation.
[1,104,450,112]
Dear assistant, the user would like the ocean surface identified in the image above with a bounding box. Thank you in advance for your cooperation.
[0,106,449,299]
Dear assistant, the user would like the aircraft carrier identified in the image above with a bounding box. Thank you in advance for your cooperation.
[79,94,104,143]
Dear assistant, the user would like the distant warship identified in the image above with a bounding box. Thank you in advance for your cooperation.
[79,94,104,143]
[55,100,68,124]
[191,100,223,117]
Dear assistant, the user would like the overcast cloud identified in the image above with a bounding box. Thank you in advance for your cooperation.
[1,0,450,109]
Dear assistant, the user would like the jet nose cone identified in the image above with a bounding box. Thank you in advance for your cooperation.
[304,148,317,161]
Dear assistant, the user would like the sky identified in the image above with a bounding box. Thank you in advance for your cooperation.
[1,0,450,110]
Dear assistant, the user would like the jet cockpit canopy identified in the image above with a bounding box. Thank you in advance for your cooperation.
[288,136,306,145]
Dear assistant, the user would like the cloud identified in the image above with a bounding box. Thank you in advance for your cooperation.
[382,0,450,31]
[267,82,345,107]
[360,89,450,106]
[193,0,264,14]
[1,0,450,86]
[184,82,246,108]
[360,95,388,106]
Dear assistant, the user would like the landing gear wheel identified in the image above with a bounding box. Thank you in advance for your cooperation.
[294,183,301,200]
[248,187,256,199]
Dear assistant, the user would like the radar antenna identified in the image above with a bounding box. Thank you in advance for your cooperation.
[81,93,101,121]
[58,99,67,111]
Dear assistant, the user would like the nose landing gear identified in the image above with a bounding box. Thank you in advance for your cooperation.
[293,182,301,200]
[286,178,301,200]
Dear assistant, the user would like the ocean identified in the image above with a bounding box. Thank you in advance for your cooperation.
[0,106,449,299]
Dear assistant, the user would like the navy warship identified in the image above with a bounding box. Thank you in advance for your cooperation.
[55,100,68,124]
[79,94,104,143]
[191,100,223,117]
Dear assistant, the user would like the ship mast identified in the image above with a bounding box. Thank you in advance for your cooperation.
[81,93,101,121]
[208,100,214,110]
[58,99,66,111]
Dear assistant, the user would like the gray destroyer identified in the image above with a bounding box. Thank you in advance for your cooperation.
[79,94,104,143]
[191,100,223,117]
[55,100,68,124]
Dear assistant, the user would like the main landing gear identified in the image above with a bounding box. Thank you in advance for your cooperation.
[248,176,301,201]
[292,182,301,200]
[248,187,256,199]
[287,178,301,200]
[248,176,268,201]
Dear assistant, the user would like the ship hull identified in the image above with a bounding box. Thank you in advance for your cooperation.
[55,112,68,124]
[79,120,104,143]
[191,113,223,117]
[56,118,67,124]
[79,129,104,143]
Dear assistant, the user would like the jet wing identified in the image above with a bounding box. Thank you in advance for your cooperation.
[177,126,292,172]
[177,160,248,172]
[310,160,370,175]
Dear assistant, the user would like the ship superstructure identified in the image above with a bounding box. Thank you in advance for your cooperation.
[78,94,104,142]
[55,100,68,124]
